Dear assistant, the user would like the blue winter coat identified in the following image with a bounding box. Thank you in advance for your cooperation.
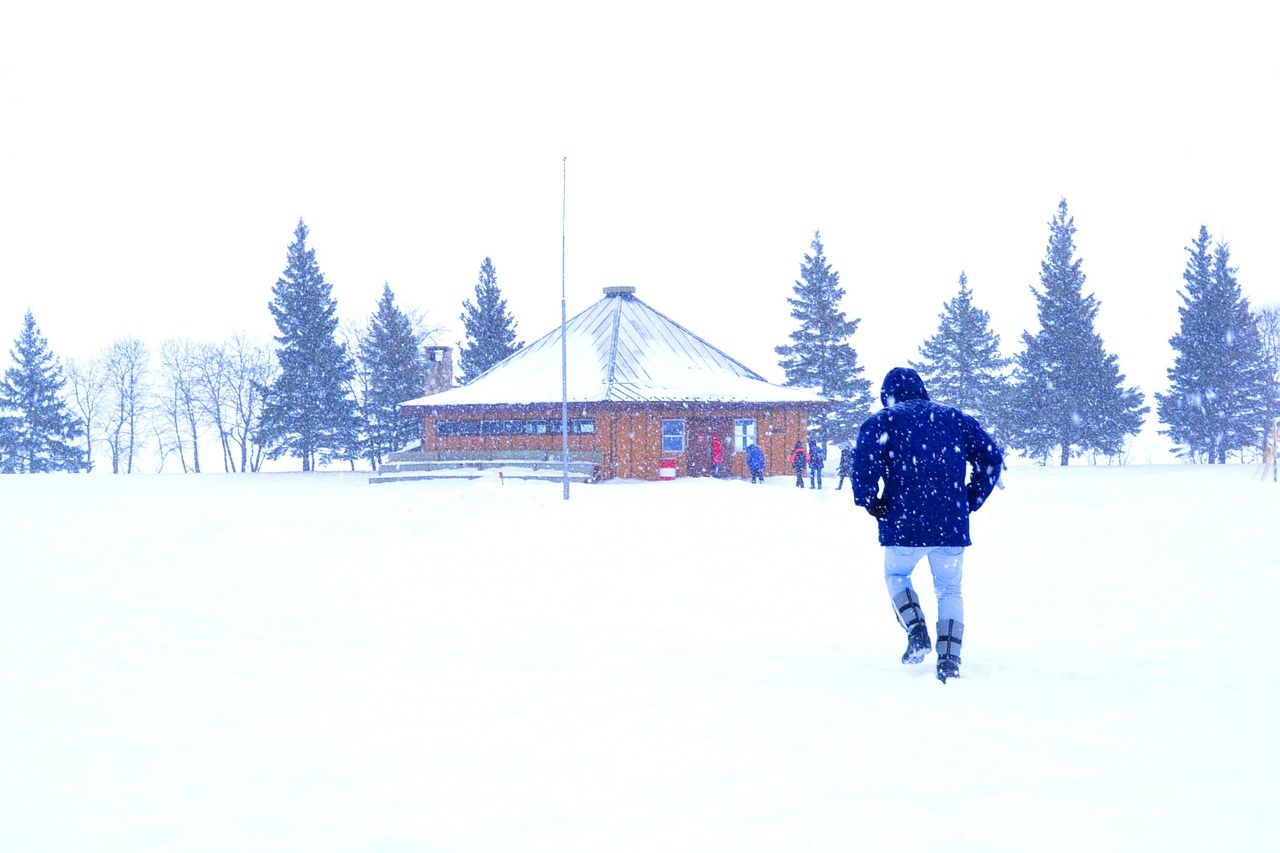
[853,367,1003,547]
[746,443,766,472]
[807,441,825,470]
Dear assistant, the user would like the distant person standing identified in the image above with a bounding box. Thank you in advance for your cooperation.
[808,438,825,489]
[853,367,1002,683]
[834,442,854,490]
[711,433,723,478]
[789,440,808,488]
[747,442,766,484]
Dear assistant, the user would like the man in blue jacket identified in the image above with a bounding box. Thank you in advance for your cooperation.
[853,367,1003,683]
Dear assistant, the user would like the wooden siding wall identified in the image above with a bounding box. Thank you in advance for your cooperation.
[417,404,821,481]
[419,409,599,457]
[753,408,811,479]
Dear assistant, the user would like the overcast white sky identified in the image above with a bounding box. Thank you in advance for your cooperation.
[2,1,1277,458]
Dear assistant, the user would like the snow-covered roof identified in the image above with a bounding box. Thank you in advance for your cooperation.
[402,287,828,408]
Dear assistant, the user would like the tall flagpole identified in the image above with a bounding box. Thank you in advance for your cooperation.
[561,156,570,500]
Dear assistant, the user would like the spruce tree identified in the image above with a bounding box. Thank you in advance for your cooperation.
[1157,228,1269,462]
[1008,200,1147,465]
[258,219,358,471]
[0,311,86,472]
[458,257,522,384]
[910,271,1011,435]
[358,283,426,466]
[0,409,14,472]
[774,231,873,444]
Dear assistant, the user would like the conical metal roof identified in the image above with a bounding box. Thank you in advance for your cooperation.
[401,288,827,407]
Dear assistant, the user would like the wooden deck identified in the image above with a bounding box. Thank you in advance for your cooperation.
[369,450,602,484]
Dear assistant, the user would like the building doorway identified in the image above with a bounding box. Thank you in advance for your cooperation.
[685,418,732,477]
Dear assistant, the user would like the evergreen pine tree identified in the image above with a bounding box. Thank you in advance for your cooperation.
[458,257,522,384]
[910,271,1011,434]
[774,231,873,443]
[0,311,86,473]
[0,407,14,471]
[358,283,426,466]
[258,219,358,471]
[1008,200,1147,465]
[1211,243,1270,459]
[1156,228,1269,462]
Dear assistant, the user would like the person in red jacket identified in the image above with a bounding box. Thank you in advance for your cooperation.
[711,434,723,478]
[789,440,808,488]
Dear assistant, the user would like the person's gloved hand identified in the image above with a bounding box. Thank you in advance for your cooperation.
[866,498,889,520]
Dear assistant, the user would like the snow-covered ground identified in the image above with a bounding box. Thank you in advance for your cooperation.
[2,464,1277,852]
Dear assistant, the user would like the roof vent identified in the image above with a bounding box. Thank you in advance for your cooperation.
[603,285,636,297]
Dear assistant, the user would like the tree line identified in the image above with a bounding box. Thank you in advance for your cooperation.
[0,219,520,473]
[3,203,1277,472]
[782,199,1280,464]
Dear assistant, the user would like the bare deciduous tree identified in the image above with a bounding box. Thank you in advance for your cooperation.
[156,338,206,473]
[214,333,275,473]
[1258,303,1280,438]
[405,306,446,351]
[194,340,236,472]
[102,337,151,473]
[66,356,108,472]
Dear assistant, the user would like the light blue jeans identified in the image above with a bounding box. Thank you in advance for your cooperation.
[884,545,964,624]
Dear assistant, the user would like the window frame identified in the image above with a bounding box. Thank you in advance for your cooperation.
[662,418,686,453]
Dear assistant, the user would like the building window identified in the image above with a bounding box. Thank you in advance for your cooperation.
[544,418,595,435]
[734,418,757,451]
[433,417,594,437]
[662,419,685,453]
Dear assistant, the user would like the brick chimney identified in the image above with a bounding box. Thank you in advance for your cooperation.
[423,346,454,395]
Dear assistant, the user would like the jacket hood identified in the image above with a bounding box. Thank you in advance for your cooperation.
[880,367,930,407]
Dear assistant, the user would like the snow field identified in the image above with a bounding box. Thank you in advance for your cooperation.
[1,465,1277,851]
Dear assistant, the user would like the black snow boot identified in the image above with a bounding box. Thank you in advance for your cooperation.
[892,589,931,664]
[936,619,963,683]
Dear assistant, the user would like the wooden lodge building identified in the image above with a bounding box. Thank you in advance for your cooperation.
[382,286,830,482]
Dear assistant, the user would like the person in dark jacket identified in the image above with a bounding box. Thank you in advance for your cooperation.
[789,440,808,488]
[853,367,1002,683]
[746,443,766,484]
[834,441,854,490]
[994,438,1007,489]
[807,438,825,489]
